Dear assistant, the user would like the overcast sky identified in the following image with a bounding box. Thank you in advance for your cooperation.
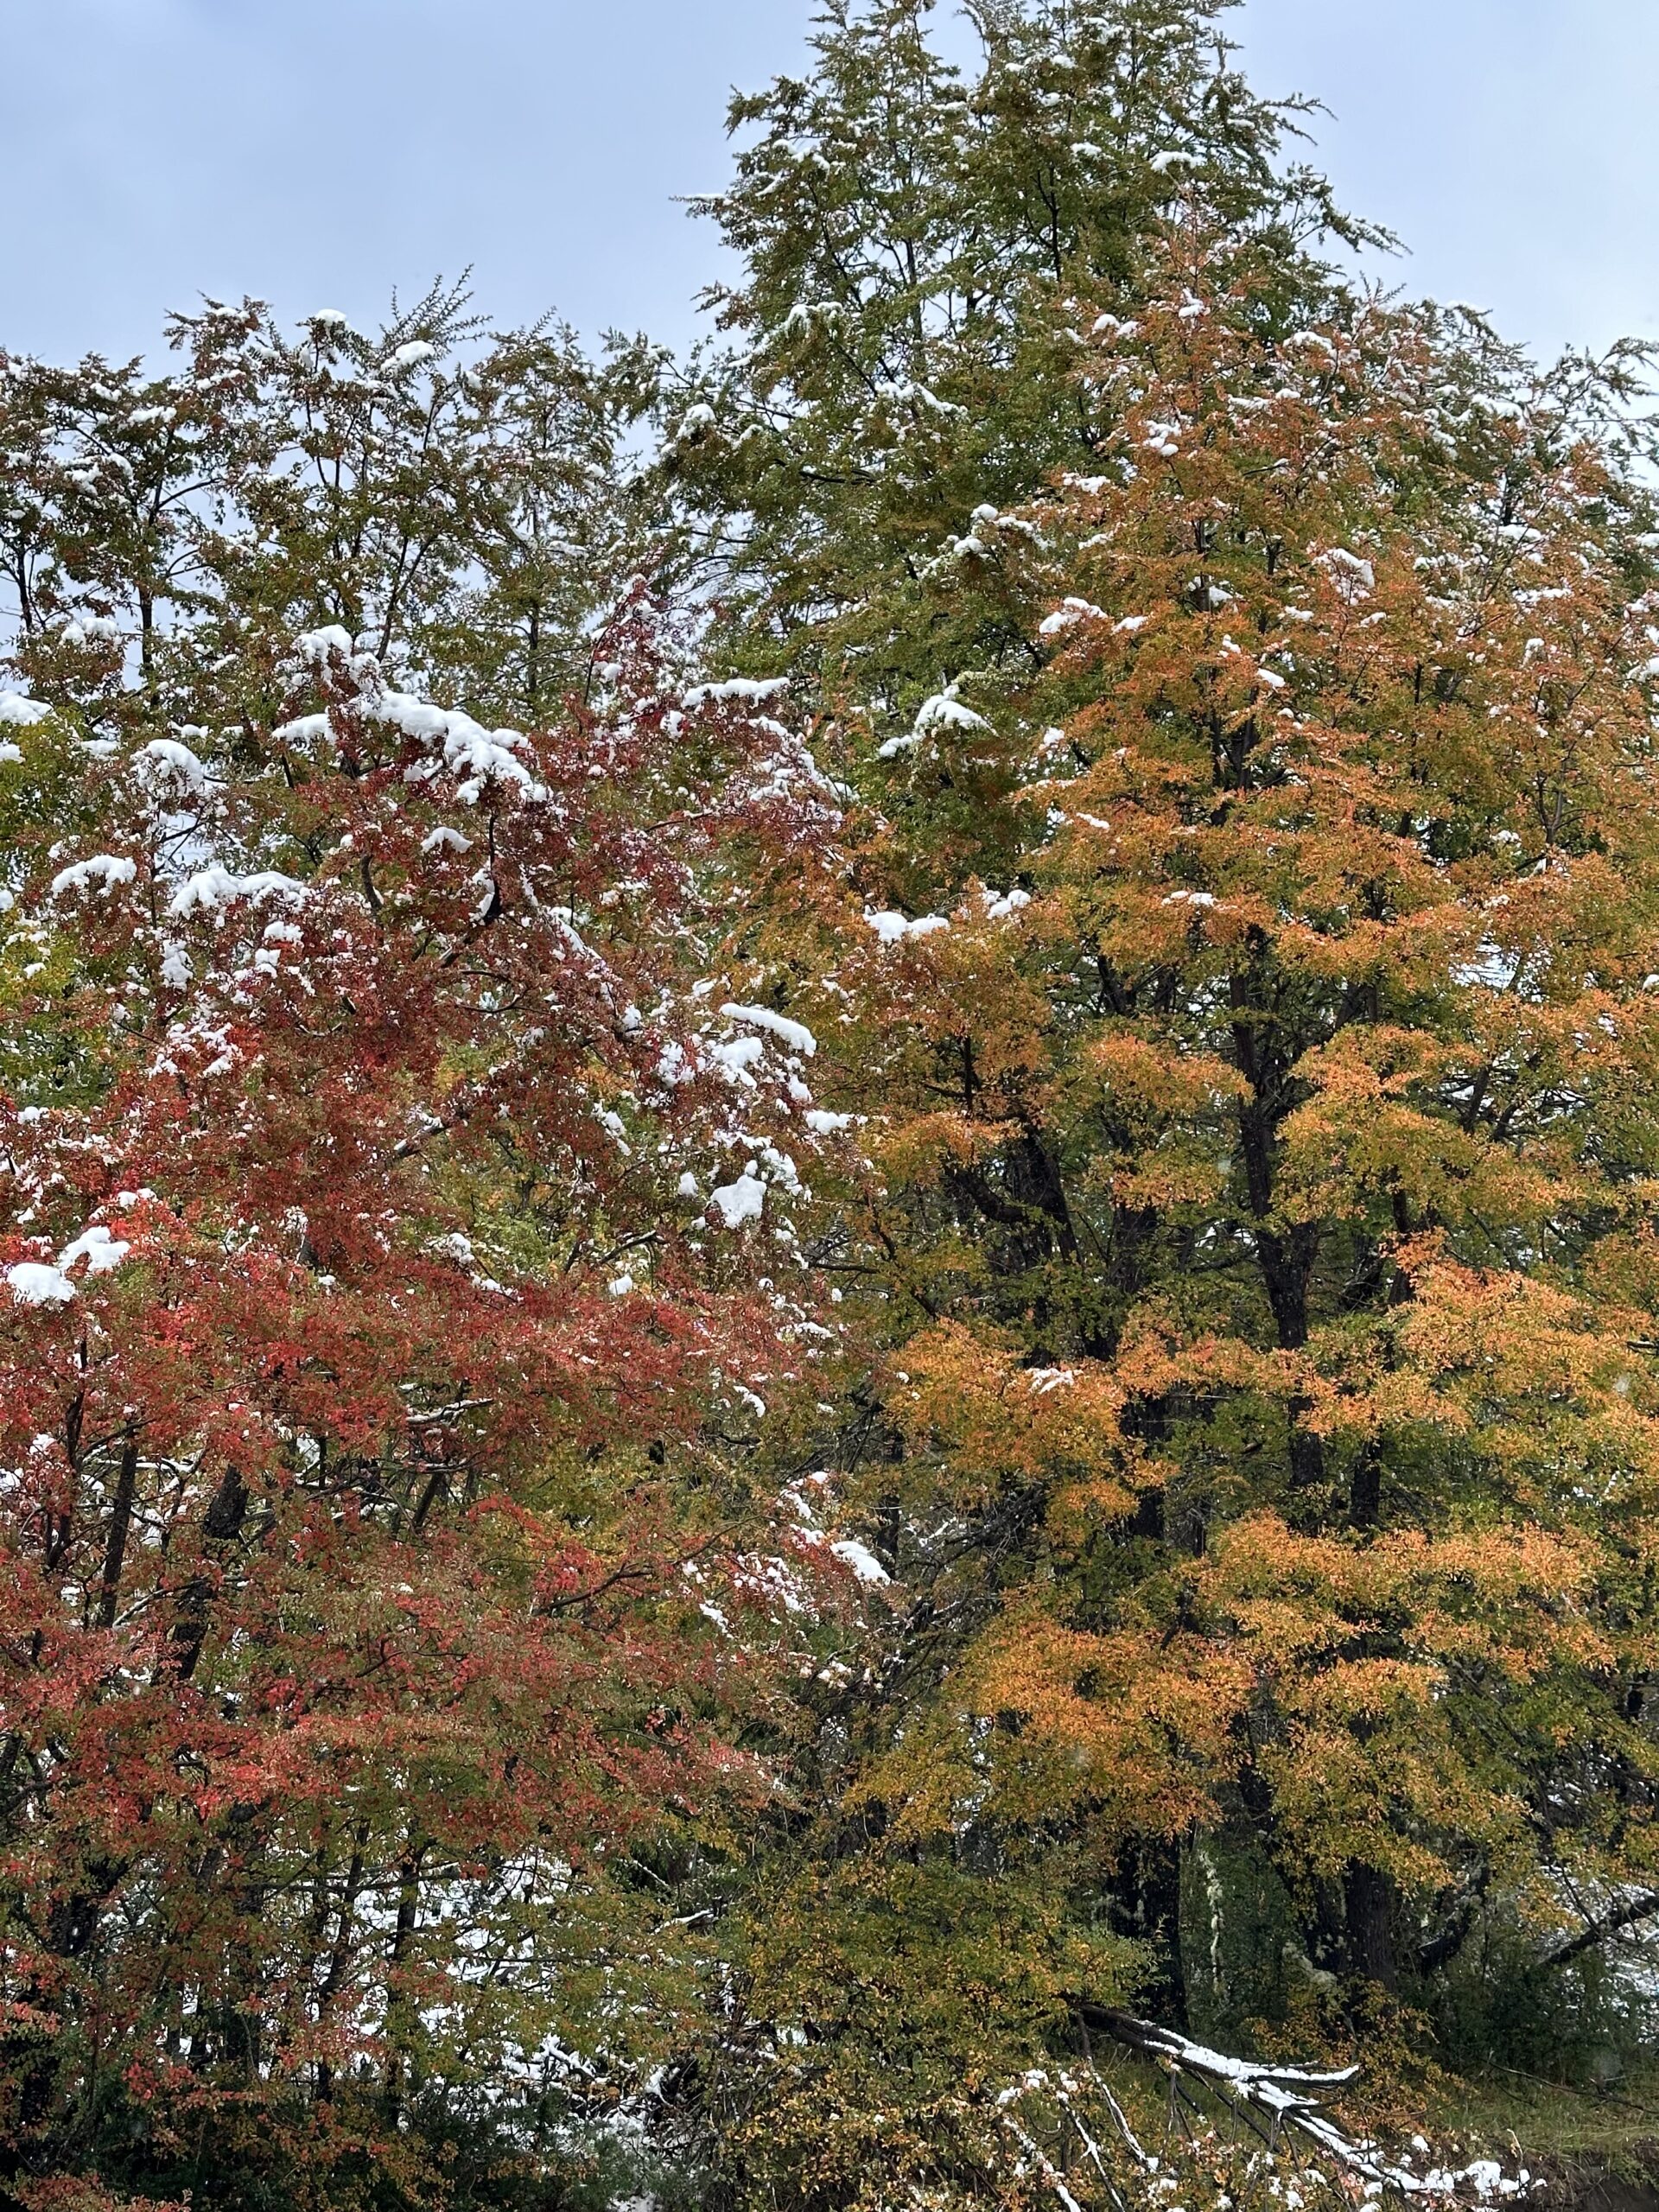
[4,0,1655,368]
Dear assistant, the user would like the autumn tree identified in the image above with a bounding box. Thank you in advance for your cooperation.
[6,10,1659,2209]
[673,233,1659,2207]
[0,590,849,2209]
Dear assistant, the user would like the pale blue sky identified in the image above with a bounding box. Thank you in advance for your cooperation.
[4,0,1655,367]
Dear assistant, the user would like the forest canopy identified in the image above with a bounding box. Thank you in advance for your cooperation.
[2,5,1658,2210]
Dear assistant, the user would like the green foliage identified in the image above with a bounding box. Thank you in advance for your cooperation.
[687,1852,1140,2212]
[0,286,661,752]
[668,0,1370,753]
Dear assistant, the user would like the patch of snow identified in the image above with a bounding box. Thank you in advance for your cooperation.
[50,855,137,898]
[710,1169,766,1229]
[5,1262,76,1307]
[721,1001,817,1057]
[683,676,790,708]
[58,1224,130,1277]
[982,887,1031,921]
[133,737,210,791]
[1039,597,1109,637]
[168,867,308,918]
[914,689,991,737]
[865,909,949,944]
[1320,546,1376,601]
[709,1036,766,1084]
[830,1538,889,1585]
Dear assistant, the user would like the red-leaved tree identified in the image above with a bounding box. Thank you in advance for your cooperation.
[0,594,842,2204]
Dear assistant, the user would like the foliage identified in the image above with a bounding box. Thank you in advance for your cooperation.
[0,601,844,2205]
[4,6,1659,2211]
[678,234,1659,2203]
[0,286,660,741]
[667,0,1375,753]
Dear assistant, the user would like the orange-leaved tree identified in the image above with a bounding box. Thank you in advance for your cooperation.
[691,234,1659,2202]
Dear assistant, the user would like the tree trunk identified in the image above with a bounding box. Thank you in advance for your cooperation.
[1344,1862,1398,1989]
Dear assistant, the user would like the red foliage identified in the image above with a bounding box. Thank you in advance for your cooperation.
[0,594,836,2178]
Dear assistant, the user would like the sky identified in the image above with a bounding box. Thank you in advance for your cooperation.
[3,0,1656,370]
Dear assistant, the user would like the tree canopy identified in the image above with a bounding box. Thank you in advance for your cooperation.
[3,7,1658,2211]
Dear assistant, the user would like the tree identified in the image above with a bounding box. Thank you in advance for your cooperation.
[0,594,843,2209]
[7,11,1659,2208]
[665,0,1369,755]
[677,232,1659,2205]
[0,288,660,755]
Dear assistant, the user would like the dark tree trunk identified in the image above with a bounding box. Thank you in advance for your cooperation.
[1344,1862,1399,1989]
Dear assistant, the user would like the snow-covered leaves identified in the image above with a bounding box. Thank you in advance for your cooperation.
[0,581,847,2188]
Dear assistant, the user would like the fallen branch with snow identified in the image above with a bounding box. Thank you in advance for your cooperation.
[1082,2011,1536,2204]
